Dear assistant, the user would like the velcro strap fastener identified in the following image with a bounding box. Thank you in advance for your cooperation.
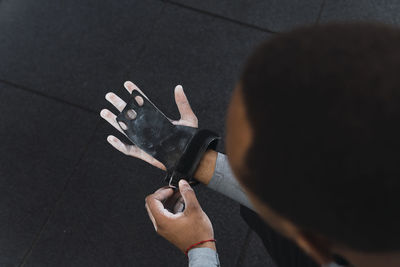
[166,129,220,187]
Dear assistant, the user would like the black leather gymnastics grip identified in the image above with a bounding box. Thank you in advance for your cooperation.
[116,89,220,188]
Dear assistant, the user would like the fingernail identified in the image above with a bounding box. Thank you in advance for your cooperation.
[176,85,183,91]
[118,121,128,130]
[179,179,188,186]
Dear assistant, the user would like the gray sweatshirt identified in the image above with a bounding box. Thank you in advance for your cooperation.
[188,153,343,267]
[187,152,252,267]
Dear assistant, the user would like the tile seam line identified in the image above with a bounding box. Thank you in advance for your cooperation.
[162,0,278,34]
[0,3,168,117]
[315,0,327,24]
[0,78,98,114]
[18,119,102,267]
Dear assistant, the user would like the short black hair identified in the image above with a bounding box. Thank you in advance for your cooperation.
[240,22,400,252]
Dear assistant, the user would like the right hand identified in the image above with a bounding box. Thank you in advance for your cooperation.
[100,81,199,171]
[145,180,216,253]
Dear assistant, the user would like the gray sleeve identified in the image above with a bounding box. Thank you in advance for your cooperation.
[207,152,254,211]
[188,248,220,267]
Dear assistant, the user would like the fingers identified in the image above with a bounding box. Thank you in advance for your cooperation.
[163,190,182,213]
[106,135,134,155]
[178,180,200,215]
[145,187,175,224]
[173,196,185,213]
[106,81,148,114]
[105,135,167,170]
[124,80,140,93]
[100,109,127,136]
[105,92,127,112]
[124,81,149,99]
[174,85,198,125]
[152,187,175,202]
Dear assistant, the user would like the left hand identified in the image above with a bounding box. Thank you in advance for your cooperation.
[100,81,198,171]
[145,180,215,253]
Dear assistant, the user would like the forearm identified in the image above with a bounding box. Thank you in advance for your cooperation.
[194,150,254,211]
[193,149,218,185]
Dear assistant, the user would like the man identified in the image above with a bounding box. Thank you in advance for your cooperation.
[100,23,400,266]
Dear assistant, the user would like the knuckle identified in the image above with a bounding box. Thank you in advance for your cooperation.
[145,195,152,203]
[186,199,201,211]
[180,183,193,192]
[186,202,198,211]
[181,188,194,197]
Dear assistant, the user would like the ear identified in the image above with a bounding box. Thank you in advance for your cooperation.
[293,230,333,265]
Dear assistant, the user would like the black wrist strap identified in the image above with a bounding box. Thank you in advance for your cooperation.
[166,129,220,187]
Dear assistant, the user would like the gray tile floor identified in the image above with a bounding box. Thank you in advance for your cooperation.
[1,0,399,266]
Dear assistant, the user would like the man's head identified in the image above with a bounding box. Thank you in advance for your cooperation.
[225,23,400,265]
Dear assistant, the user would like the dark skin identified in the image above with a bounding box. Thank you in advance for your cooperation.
[102,81,400,265]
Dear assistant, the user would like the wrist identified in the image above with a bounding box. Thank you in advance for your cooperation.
[185,239,217,255]
[193,149,218,185]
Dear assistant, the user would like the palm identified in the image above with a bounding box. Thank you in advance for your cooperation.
[100,81,198,171]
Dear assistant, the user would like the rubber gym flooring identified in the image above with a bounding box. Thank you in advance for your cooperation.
[0,0,399,266]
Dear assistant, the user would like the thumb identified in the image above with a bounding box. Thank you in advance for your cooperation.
[174,85,198,124]
[179,179,200,214]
